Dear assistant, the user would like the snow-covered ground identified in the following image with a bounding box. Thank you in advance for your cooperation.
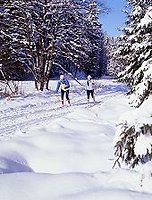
[0,79,152,200]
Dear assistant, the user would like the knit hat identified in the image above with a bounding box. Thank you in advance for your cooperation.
[87,75,92,80]
[60,75,64,80]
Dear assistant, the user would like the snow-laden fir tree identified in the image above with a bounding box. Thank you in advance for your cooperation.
[85,0,107,77]
[117,0,152,107]
[114,0,152,168]
[105,36,125,77]
[0,0,28,80]
[56,0,108,78]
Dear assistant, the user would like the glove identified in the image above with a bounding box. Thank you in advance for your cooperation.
[61,84,67,91]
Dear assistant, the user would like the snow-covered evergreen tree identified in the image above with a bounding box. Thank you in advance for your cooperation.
[105,36,125,77]
[117,0,152,107]
[114,0,152,168]
[0,0,29,80]
[114,97,152,168]
[85,0,107,77]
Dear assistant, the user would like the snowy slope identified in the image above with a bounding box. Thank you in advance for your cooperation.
[0,79,152,200]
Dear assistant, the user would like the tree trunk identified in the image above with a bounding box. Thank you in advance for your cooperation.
[45,57,54,90]
[35,80,39,90]
[46,70,52,90]
[40,80,45,91]
[46,78,50,90]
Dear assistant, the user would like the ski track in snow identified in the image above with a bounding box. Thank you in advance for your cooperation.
[0,95,99,138]
[0,80,125,139]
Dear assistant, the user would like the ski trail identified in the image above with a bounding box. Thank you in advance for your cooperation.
[0,91,87,139]
[0,80,127,140]
[0,92,120,139]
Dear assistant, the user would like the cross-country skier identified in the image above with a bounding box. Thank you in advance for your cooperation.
[55,74,71,106]
[85,75,96,103]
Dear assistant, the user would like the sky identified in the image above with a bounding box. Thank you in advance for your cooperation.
[100,0,127,37]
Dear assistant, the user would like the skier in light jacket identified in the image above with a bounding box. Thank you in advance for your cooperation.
[86,75,95,103]
[55,74,71,106]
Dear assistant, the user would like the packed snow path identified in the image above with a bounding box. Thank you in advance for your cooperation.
[0,79,152,200]
[0,79,127,139]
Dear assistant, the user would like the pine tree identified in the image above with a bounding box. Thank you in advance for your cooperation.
[85,0,107,77]
[113,0,152,168]
[105,36,125,77]
[0,0,28,80]
[118,0,152,107]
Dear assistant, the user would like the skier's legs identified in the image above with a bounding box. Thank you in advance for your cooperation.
[87,90,90,102]
[91,90,95,102]
[65,90,70,100]
[61,89,64,106]
[66,90,71,105]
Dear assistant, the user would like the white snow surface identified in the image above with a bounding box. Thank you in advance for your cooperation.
[138,6,152,28]
[0,79,152,200]
[115,95,152,158]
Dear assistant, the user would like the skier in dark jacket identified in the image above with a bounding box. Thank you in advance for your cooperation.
[55,75,71,106]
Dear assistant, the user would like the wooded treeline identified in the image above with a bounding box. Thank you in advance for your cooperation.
[0,0,107,90]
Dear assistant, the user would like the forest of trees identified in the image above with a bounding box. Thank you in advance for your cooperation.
[0,0,107,91]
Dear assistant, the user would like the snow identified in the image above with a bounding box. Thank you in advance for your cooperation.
[0,79,152,200]
[115,96,152,133]
[137,6,152,28]
[129,58,152,107]
[135,132,152,156]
